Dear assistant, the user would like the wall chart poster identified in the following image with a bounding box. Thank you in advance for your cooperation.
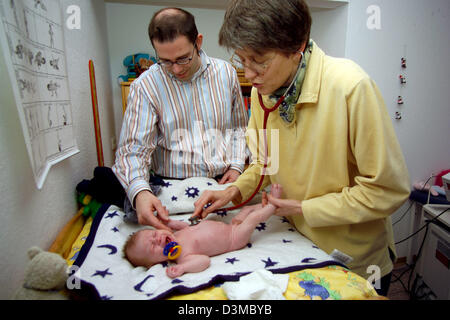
[0,0,79,189]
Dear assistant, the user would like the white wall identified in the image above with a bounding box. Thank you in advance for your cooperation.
[310,6,348,58]
[0,0,114,299]
[345,0,450,257]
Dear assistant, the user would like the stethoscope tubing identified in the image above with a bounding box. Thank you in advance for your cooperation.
[216,93,285,212]
[214,51,302,212]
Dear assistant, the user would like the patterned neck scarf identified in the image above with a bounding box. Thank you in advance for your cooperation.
[269,39,313,124]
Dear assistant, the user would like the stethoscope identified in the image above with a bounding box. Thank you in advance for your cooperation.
[189,93,285,225]
[213,55,303,213]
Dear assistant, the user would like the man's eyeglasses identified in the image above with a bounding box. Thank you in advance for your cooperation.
[230,53,275,75]
[157,46,196,68]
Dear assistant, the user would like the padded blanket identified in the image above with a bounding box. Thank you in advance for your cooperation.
[74,178,344,300]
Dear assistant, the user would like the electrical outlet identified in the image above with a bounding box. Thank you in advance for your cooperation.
[111,137,117,150]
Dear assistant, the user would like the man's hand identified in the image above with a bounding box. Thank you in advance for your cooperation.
[218,169,240,184]
[135,190,172,231]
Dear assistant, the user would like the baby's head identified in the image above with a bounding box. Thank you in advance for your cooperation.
[123,228,175,268]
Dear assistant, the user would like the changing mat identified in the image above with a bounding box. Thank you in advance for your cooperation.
[73,177,345,300]
[74,207,344,300]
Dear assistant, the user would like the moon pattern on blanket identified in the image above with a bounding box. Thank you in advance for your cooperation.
[97,244,117,255]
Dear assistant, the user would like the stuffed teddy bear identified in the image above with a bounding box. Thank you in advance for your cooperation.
[12,247,69,300]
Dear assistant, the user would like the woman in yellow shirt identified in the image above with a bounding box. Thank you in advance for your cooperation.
[192,0,410,296]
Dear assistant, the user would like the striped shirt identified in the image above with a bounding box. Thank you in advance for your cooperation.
[112,50,249,204]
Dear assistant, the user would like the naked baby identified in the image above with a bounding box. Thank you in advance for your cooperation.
[124,184,282,278]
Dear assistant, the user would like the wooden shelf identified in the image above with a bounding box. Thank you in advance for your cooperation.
[120,70,253,113]
[120,81,132,114]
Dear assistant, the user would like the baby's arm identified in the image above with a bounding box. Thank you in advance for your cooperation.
[166,219,189,231]
[166,255,211,278]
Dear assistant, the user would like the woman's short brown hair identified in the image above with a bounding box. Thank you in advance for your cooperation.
[219,0,312,55]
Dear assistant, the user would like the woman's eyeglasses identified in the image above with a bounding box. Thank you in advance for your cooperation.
[230,53,275,75]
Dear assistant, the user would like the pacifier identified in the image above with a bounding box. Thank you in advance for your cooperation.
[163,241,182,260]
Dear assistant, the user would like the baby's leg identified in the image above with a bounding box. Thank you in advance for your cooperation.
[231,203,262,225]
[232,184,283,225]
[228,204,276,251]
[229,184,283,251]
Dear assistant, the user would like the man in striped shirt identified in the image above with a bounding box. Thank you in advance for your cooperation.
[112,8,248,230]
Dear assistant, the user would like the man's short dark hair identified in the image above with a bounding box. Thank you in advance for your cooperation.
[148,7,199,46]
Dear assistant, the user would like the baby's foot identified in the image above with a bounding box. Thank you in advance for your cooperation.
[270,184,283,198]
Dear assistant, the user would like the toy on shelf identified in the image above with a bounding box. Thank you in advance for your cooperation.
[118,53,156,83]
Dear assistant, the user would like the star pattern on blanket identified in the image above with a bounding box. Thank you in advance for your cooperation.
[256,222,266,231]
[215,210,227,217]
[204,202,212,209]
[280,217,290,223]
[262,257,278,268]
[185,186,200,198]
[282,239,292,243]
[225,257,239,265]
[105,211,119,219]
[171,196,178,201]
[301,258,317,263]
[92,268,113,278]
[161,181,172,188]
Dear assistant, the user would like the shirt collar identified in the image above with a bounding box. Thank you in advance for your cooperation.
[296,40,323,105]
[164,49,211,82]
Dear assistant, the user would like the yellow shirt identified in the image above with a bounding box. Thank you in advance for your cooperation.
[233,43,410,279]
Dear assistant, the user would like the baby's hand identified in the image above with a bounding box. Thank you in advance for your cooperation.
[166,265,184,278]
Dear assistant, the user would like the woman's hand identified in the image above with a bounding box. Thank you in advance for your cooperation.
[191,186,241,219]
[266,193,303,217]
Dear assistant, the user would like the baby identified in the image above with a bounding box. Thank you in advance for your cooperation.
[124,184,282,278]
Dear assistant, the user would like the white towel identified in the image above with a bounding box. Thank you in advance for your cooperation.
[223,269,289,300]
